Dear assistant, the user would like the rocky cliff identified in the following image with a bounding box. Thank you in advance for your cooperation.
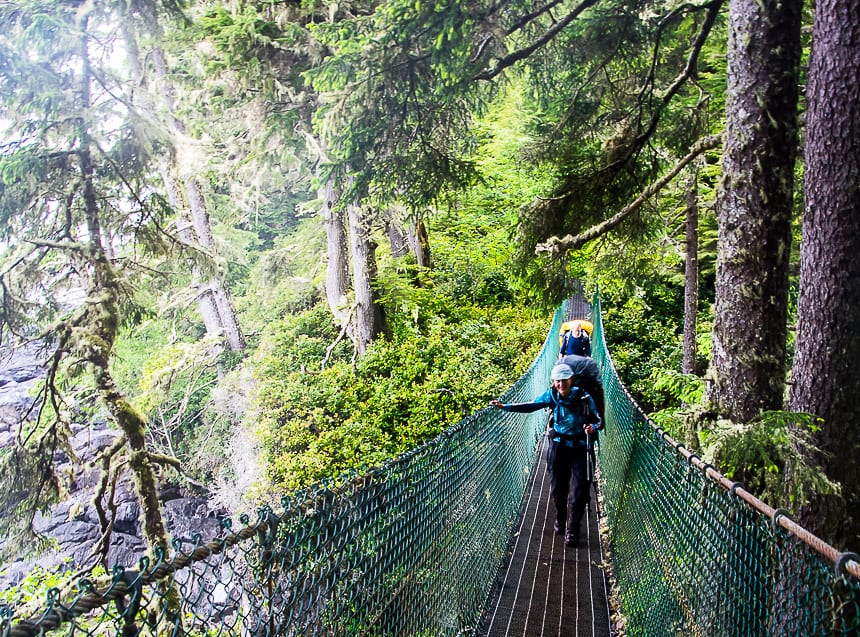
[0,346,226,592]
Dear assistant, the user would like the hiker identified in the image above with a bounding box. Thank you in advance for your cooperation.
[491,363,602,546]
[558,353,605,422]
[560,320,591,357]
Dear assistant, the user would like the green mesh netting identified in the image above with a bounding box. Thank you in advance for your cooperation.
[2,293,858,637]
[0,307,565,637]
[590,293,860,637]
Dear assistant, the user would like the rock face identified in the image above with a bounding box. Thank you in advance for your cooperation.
[0,345,46,446]
[0,346,227,593]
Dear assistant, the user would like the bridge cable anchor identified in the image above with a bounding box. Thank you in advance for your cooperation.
[834,552,860,578]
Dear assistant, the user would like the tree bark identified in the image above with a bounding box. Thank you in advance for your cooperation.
[682,172,699,375]
[385,206,431,267]
[122,24,230,352]
[76,13,170,557]
[152,42,245,353]
[384,206,410,259]
[322,179,353,329]
[705,0,801,422]
[165,168,225,345]
[788,0,860,551]
[407,216,431,268]
[347,200,385,354]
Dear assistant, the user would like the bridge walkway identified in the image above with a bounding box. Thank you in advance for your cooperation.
[480,440,613,636]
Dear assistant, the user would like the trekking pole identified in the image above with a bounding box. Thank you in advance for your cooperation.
[588,428,599,505]
[585,430,593,512]
[586,431,593,481]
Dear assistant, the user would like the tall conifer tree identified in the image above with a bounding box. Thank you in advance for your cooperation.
[705,0,801,422]
[788,0,860,550]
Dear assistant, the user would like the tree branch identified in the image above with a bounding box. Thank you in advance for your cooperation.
[89,434,128,569]
[147,451,208,490]
[536,134,720,255]
[505,0,568,35]
[322,303,357,371]
[472,0,599,81]
[624,0,723,162]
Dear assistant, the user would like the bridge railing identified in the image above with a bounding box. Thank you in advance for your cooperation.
[0,305,565,637]
[590,292,860,637]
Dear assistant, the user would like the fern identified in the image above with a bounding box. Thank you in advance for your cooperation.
[700,411,839,510]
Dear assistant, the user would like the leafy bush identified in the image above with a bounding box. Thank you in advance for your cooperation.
[700,411,840,509]
[601,284,684,412]
[253,300,546,492]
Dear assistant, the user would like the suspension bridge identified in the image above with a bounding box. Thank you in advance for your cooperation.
[1,292,858,637]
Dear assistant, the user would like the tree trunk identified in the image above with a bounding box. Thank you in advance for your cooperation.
[152,44,245,353]
[76,14,170,557]
[385,207,410,259]
[163,163,225,344]
[122,24,231,353]
[788,0,860,551]
[407,216,431,268]
[682,172,699,375]
[385,205,431,267]
[347,200,385,354]
[322,179,352,329]
[705,0,801,422]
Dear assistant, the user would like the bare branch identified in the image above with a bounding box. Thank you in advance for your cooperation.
[505,0,567,35]
[22,237,86,252]
[147,452,208,490]
[622,0,723,164]
[322,304,357,371]
[88,434,128,569]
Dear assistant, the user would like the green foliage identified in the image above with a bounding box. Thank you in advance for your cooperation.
[254,300,545,492]
[305,0,489,206]
[699,412,840,510]
[111,321,172,398]
[651,369,705,407]
[109,317,245,486]
[0,562,74,607]
[649,404,840,512]
[239,215,327,330]
[510,2,728,295]
[600,279,685,412]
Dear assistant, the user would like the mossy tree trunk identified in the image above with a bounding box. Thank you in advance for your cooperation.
[788,0,860,551]
[705,0,802,422]
[347,200,386,354]
[72,13,172,557]
[682,171,699,376]
[80,257,170,553]
[322,178,353,330]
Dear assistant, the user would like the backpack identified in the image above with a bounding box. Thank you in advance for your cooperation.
[548,387,598,440]
[558,320,593,346]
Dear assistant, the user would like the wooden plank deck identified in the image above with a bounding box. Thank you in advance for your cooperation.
[479,438,614,637]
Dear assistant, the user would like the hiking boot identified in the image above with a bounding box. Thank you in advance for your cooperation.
[565,510,580,546]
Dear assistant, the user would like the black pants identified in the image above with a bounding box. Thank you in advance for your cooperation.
[546,440,593,531]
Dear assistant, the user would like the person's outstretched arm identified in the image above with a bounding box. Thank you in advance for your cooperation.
[491,393,552,412]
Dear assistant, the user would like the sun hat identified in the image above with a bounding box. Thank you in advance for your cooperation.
[551,364,574,381]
